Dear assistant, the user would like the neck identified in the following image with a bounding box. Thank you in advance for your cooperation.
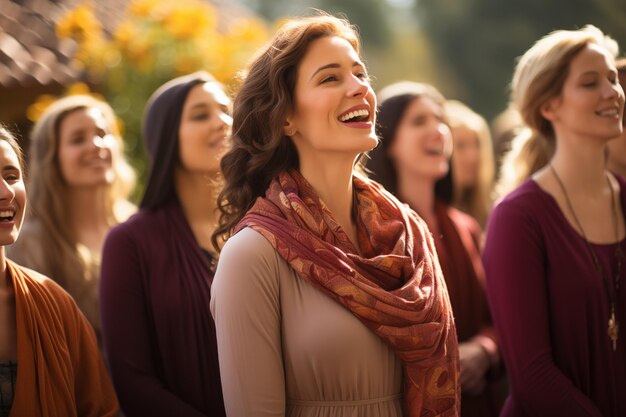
[396,170,437,229]
[550,138,608,192]
[0,248,6,291]
[607,155,626,180]
[67,186,110,231]
[174,168,220,250]
[298,154,357,245]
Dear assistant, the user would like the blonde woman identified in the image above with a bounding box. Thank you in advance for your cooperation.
[8,95,136,343]
[484,26,625,416]
[607,57,626,178]
[446,100,495,227]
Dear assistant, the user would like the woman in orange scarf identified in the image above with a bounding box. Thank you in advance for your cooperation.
[0,125,118,417]
[210,13,460,417]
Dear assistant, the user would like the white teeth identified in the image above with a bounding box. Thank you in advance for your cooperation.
[597,108,619,116]
[0,210,14,218]
[340,109,370,122]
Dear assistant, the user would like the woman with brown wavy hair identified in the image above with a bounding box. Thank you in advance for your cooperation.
[210,13,459,417]
[7,95,136,344]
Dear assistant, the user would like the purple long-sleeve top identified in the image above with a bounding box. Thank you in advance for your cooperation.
[483,177,626,417]
[99,199,226,417]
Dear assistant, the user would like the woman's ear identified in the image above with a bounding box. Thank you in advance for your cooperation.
[540,97,560,122]
[283,118,296,137]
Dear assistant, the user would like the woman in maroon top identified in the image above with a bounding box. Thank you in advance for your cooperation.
[483,26,626,416]
[99,72,230,416]
[367,81,503,417]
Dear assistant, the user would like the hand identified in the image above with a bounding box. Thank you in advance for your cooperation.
[459,340,490,396]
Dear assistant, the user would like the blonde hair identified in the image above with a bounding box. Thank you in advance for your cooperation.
[25,95,135,286]
[512,25,619,141]
[494,127,554,201]
[496,25,619,200]
[445,100,494,226]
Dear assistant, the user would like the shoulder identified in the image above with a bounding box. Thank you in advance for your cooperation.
[218,227,283,275]
[490,179,546,221]
[105,208,166,245]
[447,206,481,233]
[11,262,76,308]
[211,227,287,315]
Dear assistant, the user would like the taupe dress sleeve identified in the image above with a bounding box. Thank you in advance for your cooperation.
[210,227,286,417]
[211,228,403,417]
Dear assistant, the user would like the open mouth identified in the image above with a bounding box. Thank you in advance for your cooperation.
[0,210,15,222]
[339,108,370,123]
[596,108,620,117]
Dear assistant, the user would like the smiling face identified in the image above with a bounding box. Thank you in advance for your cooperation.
[0,140,25,246]
[178,82,232,175]
[388,96,452,182]
[57,107,116,188]
[285,35,378,162]
[542,43,625,144]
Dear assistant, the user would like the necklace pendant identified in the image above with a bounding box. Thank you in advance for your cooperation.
[608,305,619,351]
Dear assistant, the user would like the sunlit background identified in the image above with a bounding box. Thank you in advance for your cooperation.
[1,0,624,193]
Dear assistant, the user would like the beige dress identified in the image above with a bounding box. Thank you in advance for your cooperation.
[210,228,404,417]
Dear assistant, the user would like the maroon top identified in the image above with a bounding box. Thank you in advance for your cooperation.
[483,178,626,417]
[99,200,225,417]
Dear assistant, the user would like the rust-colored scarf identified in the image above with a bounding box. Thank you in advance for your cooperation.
[8,260,119,417]
[236,169,460,417]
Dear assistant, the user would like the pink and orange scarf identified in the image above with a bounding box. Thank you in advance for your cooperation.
[236,169,460,416]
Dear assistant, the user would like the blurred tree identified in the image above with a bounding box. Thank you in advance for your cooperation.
[416,0,626,119]
[239,0,393,47]
[39,0,269,200]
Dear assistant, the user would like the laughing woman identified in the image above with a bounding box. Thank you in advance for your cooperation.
[210,14,459,417]
[7,95,136,344]
[483,26,626,416]
[0,126,118,417]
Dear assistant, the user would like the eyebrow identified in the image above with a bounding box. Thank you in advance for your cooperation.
[2,165,20,173]
[579,69,617,77]
[310,61,365,81]
[188,103,209,110]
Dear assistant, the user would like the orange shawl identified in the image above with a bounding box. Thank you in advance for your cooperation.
[8,260,119,417]
[236,170,460,416]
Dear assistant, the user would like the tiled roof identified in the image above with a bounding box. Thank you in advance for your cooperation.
[0,0,253,88]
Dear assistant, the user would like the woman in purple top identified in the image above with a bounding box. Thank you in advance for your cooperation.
[99,72,230,416]
[483,26,626,416]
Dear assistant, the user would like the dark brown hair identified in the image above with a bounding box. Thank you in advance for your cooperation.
[367,81,453,204]
[212,13,362,251]
[0,125,25,172]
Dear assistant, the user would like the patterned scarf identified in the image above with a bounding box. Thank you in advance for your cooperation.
[235,169,460,416]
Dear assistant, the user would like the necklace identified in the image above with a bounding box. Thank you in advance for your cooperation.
[550,164,623,351]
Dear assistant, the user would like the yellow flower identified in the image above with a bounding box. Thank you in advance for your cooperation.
[114,21,137,51]
[127,0,160,17]
[56,2,102,42]
[26,95,56,122]
[227,18,269,45]
[162,2,217,39]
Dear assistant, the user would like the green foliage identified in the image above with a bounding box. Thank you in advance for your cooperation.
[416,0,626,119]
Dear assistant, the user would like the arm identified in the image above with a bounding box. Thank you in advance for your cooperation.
[36,276,120,417]
[483,201,602,416]
[210,228,286,417]
[99,225,207,417]
[68,296,120,417]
